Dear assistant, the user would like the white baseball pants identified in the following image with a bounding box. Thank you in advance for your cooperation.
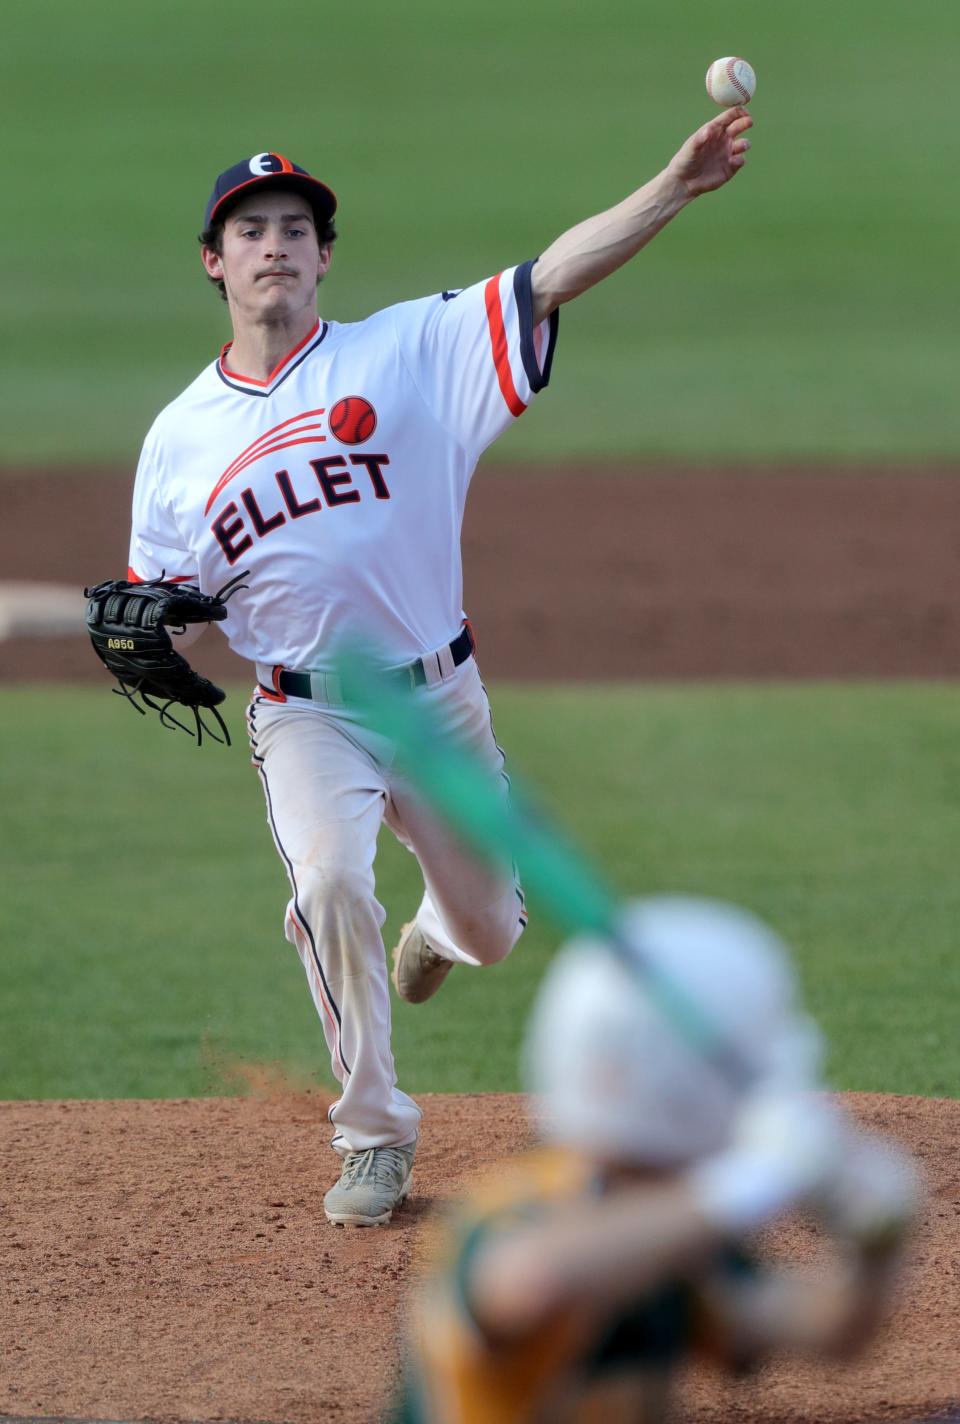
[245,657,526,1155]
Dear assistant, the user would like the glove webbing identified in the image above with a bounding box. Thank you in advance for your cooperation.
[111,680,233,748]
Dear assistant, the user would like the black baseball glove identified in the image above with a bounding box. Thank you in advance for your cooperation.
[84,572,246,746]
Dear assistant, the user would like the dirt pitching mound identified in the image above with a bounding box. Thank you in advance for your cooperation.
[2,1091,958,1424]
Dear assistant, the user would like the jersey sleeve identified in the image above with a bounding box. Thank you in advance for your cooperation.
[395,259,559,457]
[127,424,198,584]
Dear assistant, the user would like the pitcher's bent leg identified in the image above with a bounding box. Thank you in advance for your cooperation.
[246,696,421,1154]
[385,661,527,968]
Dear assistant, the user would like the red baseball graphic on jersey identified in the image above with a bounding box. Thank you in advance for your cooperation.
[329,396,377,445]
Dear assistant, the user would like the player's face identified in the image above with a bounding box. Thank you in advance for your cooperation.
[202,188,332,324]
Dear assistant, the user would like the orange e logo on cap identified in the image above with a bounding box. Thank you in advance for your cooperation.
[248,153,293,176]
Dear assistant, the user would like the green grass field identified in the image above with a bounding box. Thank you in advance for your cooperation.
[5,0,959,462]
[3,682,958,1101]
[3,2,956,1110]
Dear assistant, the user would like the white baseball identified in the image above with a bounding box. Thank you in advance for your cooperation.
[705,56,756,107]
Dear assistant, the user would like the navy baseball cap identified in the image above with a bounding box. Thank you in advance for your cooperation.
[204,152,337,230]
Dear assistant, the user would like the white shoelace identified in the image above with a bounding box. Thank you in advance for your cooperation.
[340,1146,410,1188]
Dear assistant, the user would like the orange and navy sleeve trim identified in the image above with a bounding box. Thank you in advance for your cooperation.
[483,262,559,418]
[484,274,527,418]
[514,258,558,394]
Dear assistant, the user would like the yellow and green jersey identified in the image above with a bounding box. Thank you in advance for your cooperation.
[389,1147,754,1424]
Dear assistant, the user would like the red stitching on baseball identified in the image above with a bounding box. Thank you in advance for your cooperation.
[725,57,750,103]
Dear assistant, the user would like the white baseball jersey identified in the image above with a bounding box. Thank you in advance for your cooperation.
[129,260,559,671]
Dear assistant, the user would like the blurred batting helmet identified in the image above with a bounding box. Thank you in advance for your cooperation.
[524,896,823,1166]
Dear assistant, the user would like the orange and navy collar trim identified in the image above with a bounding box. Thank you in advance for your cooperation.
[216,320,329,397]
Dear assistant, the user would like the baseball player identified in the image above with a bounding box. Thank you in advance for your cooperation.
[390,898,920,1423]
[118,109,753,1227]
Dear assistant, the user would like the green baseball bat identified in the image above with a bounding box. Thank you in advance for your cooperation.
[335,645,744,1075]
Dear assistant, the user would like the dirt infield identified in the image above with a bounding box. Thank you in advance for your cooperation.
[4,461,959,1422]
[2,1091,958,1424]
[4,462,960,681]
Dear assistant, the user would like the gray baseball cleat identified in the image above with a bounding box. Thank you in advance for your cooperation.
[391,920,455,1004]
[323,1141,417,1227]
